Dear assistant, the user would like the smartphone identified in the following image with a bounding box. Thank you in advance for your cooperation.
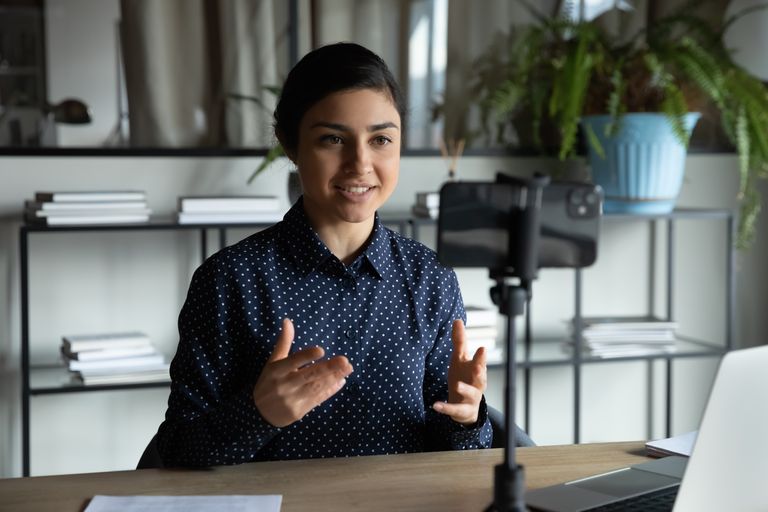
[436,180,603,271]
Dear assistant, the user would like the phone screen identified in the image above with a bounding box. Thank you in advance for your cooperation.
[437,181,602,270]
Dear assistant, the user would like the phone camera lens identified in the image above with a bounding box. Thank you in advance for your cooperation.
[569,190,583,205]
[585,192,597,205]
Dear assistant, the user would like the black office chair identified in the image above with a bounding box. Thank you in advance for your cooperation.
[136,433,163,469]
[487,405,535,448]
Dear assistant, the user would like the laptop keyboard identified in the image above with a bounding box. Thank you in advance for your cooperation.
[587,485,679,511]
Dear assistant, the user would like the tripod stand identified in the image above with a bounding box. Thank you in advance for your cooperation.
[484,173,550,512]
[485,277,530,512]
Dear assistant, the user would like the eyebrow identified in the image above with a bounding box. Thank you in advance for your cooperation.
[310,121,400,132]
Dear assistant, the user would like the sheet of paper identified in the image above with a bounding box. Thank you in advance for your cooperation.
[84,494,282,512]
[645,430,698,457]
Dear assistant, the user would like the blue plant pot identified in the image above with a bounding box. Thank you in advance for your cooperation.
[581,113,700,214]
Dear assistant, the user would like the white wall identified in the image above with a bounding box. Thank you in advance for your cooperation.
[0,152,765,477]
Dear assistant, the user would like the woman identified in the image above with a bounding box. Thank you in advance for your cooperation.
[156,42,492,467]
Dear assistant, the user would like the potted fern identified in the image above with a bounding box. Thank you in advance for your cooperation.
[472,2,768,247]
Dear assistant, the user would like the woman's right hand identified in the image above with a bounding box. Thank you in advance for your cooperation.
[252,318,354,428]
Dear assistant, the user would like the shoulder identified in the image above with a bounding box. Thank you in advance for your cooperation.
[385,227,458,285]
[194,223,282,279]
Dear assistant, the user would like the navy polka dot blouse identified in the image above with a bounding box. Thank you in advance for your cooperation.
[156,198,492,467]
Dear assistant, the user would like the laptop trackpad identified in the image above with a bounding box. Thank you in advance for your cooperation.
[569,467,679,497]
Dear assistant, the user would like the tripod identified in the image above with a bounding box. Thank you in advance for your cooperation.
[485,278,530,512]
[484,173,550,512]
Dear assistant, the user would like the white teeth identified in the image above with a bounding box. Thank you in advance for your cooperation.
[341,186,370,194]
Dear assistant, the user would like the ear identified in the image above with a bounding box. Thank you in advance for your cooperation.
[275,130,297,163]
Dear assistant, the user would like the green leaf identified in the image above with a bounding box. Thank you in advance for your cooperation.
[247,144,286,185]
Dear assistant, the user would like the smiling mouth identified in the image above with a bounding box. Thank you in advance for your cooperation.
[336,185,375,194]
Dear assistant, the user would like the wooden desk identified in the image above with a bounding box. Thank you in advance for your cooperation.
[0,442,648,511]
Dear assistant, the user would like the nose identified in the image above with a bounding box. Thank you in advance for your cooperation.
[345,140,373,175]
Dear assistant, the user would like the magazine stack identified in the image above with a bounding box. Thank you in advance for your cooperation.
[465,306,502,364]
[176,195,283,224]
[411,191,439,219]
[25,191,151,226]
[61,331,170,385]
[569,316,679,358]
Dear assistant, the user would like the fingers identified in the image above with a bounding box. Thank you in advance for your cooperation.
[432,400,479,426]
[451,319,467,362]
[268,318,294,362]
[297,364,350,409]
[472,346,487,370]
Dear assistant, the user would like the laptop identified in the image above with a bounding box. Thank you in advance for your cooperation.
[525,344,768,511]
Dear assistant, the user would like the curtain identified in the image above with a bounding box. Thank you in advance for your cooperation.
[119,0,284,148]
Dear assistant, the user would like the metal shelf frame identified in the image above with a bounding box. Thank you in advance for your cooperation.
[18,214,411,477]
[18,209,734,475]
[411,208,735,444]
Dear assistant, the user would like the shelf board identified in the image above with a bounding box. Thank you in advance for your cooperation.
[486,336,726,370]
[21,212,414,234]
[28,366,170,395]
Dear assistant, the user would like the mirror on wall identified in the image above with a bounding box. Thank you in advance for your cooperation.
[1,0,746,154]
[0,0,543,153]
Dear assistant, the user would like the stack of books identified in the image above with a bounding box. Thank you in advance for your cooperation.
[465,306,502,363]
[569,316,679,358]
[25,191,151,226]
[411,191,439,219]
[177,195,283,224]
[61,331,170,385]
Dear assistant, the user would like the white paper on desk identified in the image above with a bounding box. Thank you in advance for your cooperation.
[645,430,698,457]
[84,494,282,512]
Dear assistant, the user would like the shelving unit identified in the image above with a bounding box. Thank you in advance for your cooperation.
[18,209,733,475]
[0,5,47,146]
[18,214,410,477]
[412,208,735,443]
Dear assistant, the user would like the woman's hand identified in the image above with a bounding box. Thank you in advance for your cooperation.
[432,319,487,426]
[252,318,354,428]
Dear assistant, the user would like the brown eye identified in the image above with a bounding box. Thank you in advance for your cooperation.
[372,135,392,146]
[321,135,343,145]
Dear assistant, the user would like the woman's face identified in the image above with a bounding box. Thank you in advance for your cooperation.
[293,88,401,228]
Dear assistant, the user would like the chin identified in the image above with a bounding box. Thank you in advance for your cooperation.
[337,207,377,224]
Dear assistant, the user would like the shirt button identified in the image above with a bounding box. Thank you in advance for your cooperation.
[345,328,358,340]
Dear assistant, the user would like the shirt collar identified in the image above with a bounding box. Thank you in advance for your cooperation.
[278,198,395,281]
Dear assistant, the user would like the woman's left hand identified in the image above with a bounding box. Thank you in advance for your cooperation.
[433,319,488,426]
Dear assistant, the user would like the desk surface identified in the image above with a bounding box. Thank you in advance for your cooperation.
[0,442,648,512]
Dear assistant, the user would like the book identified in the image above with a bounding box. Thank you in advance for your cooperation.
[464,326,499,340]
[67,353,165,372]
[178,195,280,213]
[465,338,499,354]
[26,200,148,211]
[411,204,438,219]
[465,306,497,328]
[73,364,171,386]
[62,332,152,352]
[27,213,150,226]
[35,191,146,203]
[28,208,152,218]
[177,211,283,224]
[61,344,157,361]
[415,191,440,208]
[568,341,677,358]
[576,316,679,331]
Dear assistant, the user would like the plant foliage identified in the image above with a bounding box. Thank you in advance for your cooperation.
[472,1,768,247]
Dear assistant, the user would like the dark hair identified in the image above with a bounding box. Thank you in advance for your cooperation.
[274,42,407,156]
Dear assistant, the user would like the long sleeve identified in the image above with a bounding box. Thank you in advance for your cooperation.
[156,258,279,467]
[422,270,493,451]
